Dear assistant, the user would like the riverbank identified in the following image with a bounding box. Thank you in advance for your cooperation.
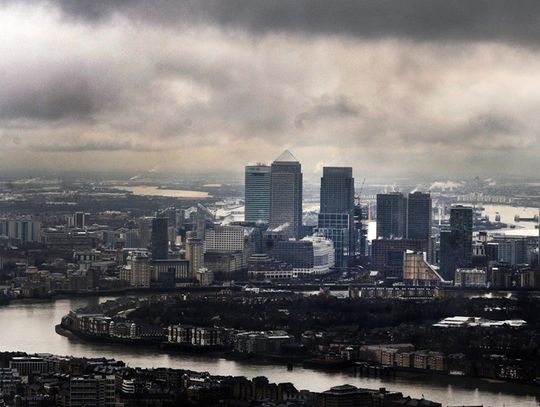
[55,323,540,390]
[1,296,535,405]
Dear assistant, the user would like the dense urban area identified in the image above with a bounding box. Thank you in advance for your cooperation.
[1,151,540,406]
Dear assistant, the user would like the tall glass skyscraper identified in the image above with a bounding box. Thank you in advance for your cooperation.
[406,192,432,242]
[376,192,407,239]
[245,164,271,223]
[317,167,355,268]
[269,150,303,239]
[439,205,473,280]
[151,217,169,260]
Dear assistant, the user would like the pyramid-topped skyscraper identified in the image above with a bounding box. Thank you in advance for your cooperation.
[269,150,303,239]
[273,149,298,162]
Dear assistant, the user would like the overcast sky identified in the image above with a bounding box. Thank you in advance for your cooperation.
[1,1,540,179]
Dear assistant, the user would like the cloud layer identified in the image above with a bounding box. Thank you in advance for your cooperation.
[0,1,539,178]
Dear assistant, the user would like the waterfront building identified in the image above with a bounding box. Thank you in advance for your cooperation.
[168,324,223,346]
[317,167,355,268]
[245,164,271,223]
[268,150,303,239]
[376,193,407,239]
[9,357,49,376]
[151,217,169,260]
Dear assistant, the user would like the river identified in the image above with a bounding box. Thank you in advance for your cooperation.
[117,186,210,199]
[0,297,538,406]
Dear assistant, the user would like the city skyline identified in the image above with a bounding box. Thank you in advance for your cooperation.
[1,1,540,178]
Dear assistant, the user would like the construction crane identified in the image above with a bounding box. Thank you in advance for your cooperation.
[355,177,366,206]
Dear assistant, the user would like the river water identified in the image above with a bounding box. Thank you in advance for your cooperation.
[117,186,210,199]
[0,297,538,406]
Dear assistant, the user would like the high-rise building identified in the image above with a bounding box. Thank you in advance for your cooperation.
[320,167,355,213]
[245,164,271,223]
[126,252,151,288]
[74,212,86,229]
[151,217,169,260]
[406,191,432,261]
[376,193,407,239]
[439,205,473,280]
[317,167,355,268]
[204,225,245,253]
[269,150,303,239]
[186,236,204,275]
[406,192,432,241]
[0,217,41,244]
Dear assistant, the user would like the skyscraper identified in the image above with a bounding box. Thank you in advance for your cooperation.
[186,236,204,275]
[376,193,407,239]
[269,150,303,239]
[317,167,355,267]
[245,164,271,223]
[151,217,169,260]
[439,205,473,280]
[407,192,432,258]
[406,192,432,241]
[320,167,355,214]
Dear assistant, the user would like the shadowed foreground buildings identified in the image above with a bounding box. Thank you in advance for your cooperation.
[0,352,443,407]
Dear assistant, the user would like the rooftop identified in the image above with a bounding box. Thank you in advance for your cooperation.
[274,150,298,163]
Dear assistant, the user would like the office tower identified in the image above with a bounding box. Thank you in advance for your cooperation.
[203,225,246,278]
[151,217,169,260]
[320,167,355,213]
[259,235,335,279]
[317,167,355,268]
[204,225,245,253]
[406,192,432,241]
[245,164,271,223]
[450,205,473,264]
[186,236,204,275]
[269,150,303,239]
[127,252,151,288]
[74,212,86,229]
[439,205,473,280]
[376,193,407,239]
[194,203,214,240]
[0,217,41,244]
[371,238,426,279]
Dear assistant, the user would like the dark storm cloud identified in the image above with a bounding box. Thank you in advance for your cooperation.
[33,0,540,45]
[31,140,160,152]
